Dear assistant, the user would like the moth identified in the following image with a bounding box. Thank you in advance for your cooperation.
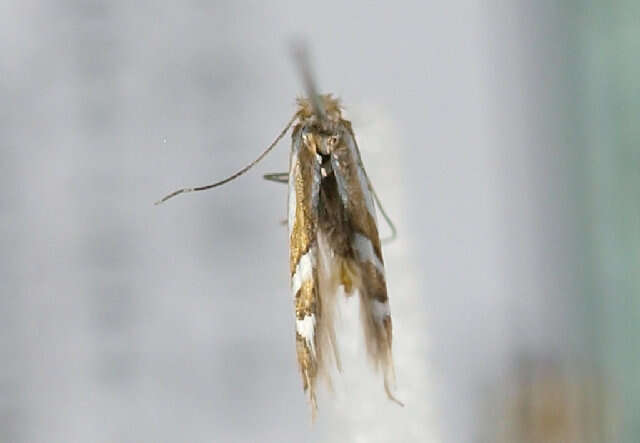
[157,53,402,416]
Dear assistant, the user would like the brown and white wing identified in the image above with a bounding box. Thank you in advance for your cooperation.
[288,126,322,413]
[330,122,401,404]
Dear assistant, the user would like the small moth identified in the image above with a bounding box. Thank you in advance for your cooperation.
[157,50,402,415]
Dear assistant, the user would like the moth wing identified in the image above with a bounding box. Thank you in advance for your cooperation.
[288,127,325,415]
[330,123,402,405]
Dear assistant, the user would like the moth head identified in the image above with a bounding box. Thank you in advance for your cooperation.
[303,129,341,156]
[296,94,342,121]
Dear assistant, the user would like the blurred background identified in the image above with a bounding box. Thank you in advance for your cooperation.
[1,1,637,442]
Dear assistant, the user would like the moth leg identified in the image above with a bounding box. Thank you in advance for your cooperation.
[263,172,289,184]
[263,172,290,225]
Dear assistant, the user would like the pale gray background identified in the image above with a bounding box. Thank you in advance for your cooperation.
[1,1,637,442]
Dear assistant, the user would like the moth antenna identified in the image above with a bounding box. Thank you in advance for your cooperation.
[291,42,326,123]
[155,114,297,205]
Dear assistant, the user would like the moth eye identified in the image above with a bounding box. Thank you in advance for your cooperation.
[328,135,339,145]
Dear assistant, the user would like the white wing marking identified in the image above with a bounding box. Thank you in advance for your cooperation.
[296,314,317,358]
[291,251,315,296]
[352,232,385,276]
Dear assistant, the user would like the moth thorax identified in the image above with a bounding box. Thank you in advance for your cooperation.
[319,131,341,156]
[303,129,341,156]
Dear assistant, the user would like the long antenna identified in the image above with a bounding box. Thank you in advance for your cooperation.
[155,113,297,205]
